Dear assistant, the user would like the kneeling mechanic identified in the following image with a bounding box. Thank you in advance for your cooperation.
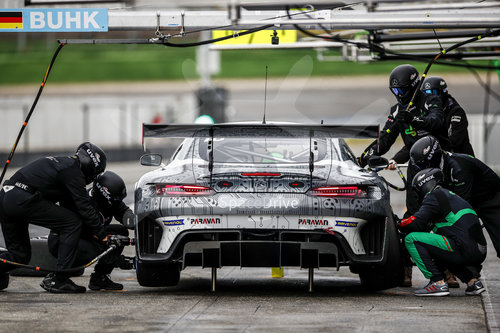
[398,168,487,296]
[47,171,135,291]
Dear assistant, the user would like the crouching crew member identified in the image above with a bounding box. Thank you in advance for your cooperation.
[48,171,134,291]
[410,135,500,258]
[0,142,107,293]
[399,168,487,296]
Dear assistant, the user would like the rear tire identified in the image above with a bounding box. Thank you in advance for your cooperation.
[358,219,404,291]
[136,261,180,287]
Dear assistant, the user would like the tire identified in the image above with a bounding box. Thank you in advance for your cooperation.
[136,261,180,287]
[358,219,404,291]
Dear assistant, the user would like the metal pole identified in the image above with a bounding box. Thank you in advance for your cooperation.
[83,103,89,141]
[104,10,500,32]
[308,268,314,293]
[211,267,217,292]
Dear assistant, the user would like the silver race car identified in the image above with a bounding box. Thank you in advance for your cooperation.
[134,123,403,290]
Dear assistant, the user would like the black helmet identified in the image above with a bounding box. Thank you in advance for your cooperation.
[76,142,107,184]
[421,76,448,96]
[412,168,443,200]
[93,171,126,206]
[389,64,420,105]
[410,136,442,171]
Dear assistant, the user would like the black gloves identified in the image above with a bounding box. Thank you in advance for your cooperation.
[396,110,413,123]
[121,209,135,230]
[359,148,374,168]
[106,234,134,248]
[410,116,425,128]
[396,111,426,128]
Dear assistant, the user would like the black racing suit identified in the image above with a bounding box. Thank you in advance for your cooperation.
[389,94,474,181]
[400,187,487,282]
[444,95,474,156]
[442,152,500,257]
[48,189,134,276]
[0,156,105,276]
[361,92,450,216]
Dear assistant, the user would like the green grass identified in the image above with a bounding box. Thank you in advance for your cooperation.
[0,40,489,85]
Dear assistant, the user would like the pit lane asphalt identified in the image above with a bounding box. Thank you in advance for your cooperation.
[1,74,499,332]
[0,161,498,333]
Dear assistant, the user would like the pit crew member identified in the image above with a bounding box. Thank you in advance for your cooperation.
[399,168,487,296]
[359,64,450,286]
[0,142,107,293]
[47,171,134,291]
[420,76,474,155]
[410,135,500,258]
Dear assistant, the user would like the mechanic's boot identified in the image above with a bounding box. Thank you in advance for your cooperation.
[401,266,412,287]
[0,272,9,291]
[40,273,86,294]
[88,273,123,291]
[465,279,485,295]
[414,281,449,297]
[115,255,135,270]
[444,269,460,288]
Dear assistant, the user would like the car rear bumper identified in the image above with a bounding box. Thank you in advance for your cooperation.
[136,218,392,269]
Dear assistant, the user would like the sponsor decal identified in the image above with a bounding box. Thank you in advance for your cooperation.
[0,8,108,32]
[190,218,221,224]
[0,11,23,29]
[95,182,111,201]
[15,182,28,191]
[218,197,299,211]
[299,218,329,226]
[417,174,435,187]
[86,148,101,168]
[163,219,184,226]
[425,141,439,161]
[451,116,462,122]
[404,126,417,136]
[335,221,358,228]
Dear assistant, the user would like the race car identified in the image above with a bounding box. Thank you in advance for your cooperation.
[134,123,403,290]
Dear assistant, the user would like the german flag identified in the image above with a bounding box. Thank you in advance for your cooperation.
[0,12,23,30]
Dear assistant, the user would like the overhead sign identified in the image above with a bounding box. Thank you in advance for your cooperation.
[0,8,108,32]
[213,30,297,45]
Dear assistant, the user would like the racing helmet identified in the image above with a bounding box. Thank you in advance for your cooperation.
[389,64,420,105]
[76,142,107,184]
[412,168,443,200]
[421,76,448,96]
[93,171,126,206]
[410,136,442,170]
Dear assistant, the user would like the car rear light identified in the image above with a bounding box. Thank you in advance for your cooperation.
[155,184,213,196]
[308,186,367,198]
[241,172,281,177]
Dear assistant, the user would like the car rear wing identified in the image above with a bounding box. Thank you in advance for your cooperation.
[142,123,380,141]
[142,123,380,182]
